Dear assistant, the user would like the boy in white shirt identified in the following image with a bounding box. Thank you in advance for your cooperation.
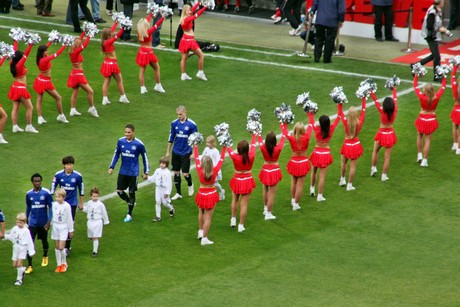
[202,135,225,200]
[148,156,175,222]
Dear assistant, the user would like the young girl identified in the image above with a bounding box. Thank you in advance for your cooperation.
[310,113,341,202]
[4,213,35,286]
[413,74,446,166]
[148,156,175,222]
[201,135,225,200]
[283,117,314,210]
[370,87,398,181]
[137,13,166,94]
[451,64,460,154]
[79,187,109,257]
[337,98,367,191]
[194,143,226,245]
[258,127,285,219]
[178,2,208,81]
[227,134,257,233]
[33,43,68,125]
[68,32,99,118]
[100,22,129,105]
[51,188,74,273]
[9,44,39,133]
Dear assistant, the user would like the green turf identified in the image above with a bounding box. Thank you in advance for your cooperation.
[1,15,460,306]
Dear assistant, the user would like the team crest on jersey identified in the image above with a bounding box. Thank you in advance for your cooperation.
[40,195,45,200]
[131,145,137,150]
[71,178,76,183]
[185,126,189,131]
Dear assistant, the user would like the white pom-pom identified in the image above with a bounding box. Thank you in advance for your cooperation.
[159,5,173,17]
[0,42,15,60]
[82,22,99,38]
[355,78,377,98]
[450,55,460,66]
[120,16,133,30]
[296,92,310,107]
[60,34,74,47]
[330,86,348,104]
[48,30,61,44]
[188,132,204,146]
[147,2,159,15]
[296,92,318,113]
[9,27,26,42]
[436,64,452,78]
[385,75,400,90]
[203,0,215,10]
[25,32,41,45]
[412,62,427,77]
[214,122,230,136]
[274,103,295,124]
[247,109,262,134]
[112,12,125,23]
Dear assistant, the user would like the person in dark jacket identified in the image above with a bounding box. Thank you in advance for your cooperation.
[372,0,399,42]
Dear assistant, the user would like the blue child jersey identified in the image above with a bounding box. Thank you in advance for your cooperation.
[109,137,150,176]
[168,118,198,156]
[26,187,53,227]
[0,209,4,223]
[50,170,84,206]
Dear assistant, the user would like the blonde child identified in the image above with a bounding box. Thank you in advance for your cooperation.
[201,135,225,200]
[51,188,74,273]
[148,156,175,222]
[4,213,35,286]
[79,187,109,257]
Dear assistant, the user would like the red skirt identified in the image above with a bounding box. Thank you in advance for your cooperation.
[414,113,438,135]
[229,172,256,195]
[374,127,397,148]
[136,47,158,67]
[67,69,88,88]
[451,105,460,125]
[179,34,200,53]
[8,81,31,101]
[310,147,333,168]
[33,74,54,94]
[340,138,363,160]
[286,155,310,177]
[195,187,219,210]
[100,58,120,77]
[259,163,282,186]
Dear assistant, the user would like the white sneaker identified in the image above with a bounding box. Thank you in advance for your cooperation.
[106,9,113,16]
[12,125,24,133]
[339,177,346,187]
[102,98,111,105]
[140,86,148,94]
[230,217,236,227]
[456,149,460,155]
[188,184,194,197]
[292,203,301,211]
[181,73,192,81]
[0,136,7,144]
[201,237,214,245]
[238,224,245,233]
[88,107,99,118]
[317,195,326,202]
[154,83,165,93]
[197,230,203,240]
[452,143,458,151]
[219,189,225,200]
[171,193,182,200]
[25,125,39,133]
[420,159,428,167]
[346,184,356,191]
[265,212,276,220]
[291,198,295,206]
[381,174,389,181]
[69,108,81,116]
[123,214,132,222]
[263,205,267,216]
[196,72,208,81]
[273,16,282,24]
[119,95,130,104]
[417,152,423,163]
[57,114,69,123]
[310,186,315,196]
[37,116,47,125]
[14,279,22,286]
[270,14,276,20]
[371,167,377,177]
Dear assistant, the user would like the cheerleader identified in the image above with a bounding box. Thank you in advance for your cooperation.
[100,22,129,105]
[178,2,207,81]
[337,98,367,191]
[9,43,39,133]
[450,64,460,154]
[283,115,314,210]
[258,126,285,219]
[310,113,341,202]
[0,56,8,143]
[413,74,446,166]
[370,88,398,181]
[136,13,165,94]
[193,144,226,245]
[68,33,99,118]
[227,134,257,233]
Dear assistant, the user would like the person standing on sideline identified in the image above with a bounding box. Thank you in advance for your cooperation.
[310,0,345,63]
[50,155,84,255]
[372,0,399,42]
[120,0,138,41]
[448,0,459,30]
[166,105,198,200]
[25,173,53,275]
[109,124,150,222]
[69,0,94,33]
[152,0,166,48]
[284,0,303,36]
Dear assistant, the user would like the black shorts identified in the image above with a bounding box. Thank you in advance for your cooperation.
[171,152,191,173]
[29,226,48,241]
[117,174,138,192]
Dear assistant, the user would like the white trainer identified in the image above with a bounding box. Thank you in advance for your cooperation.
[420,159,428,167]
[370,167,377,177]
[263,205,267,216]
[12,125,24,133]
[265,212,276,220]
[346,184,356,191]
[171,193,182,200]
[25,125,39,133]
[181,73,192,81]
[201,237,214,245]
[381,174,389,181]
[154,83,166,93]
[140,86,148,94]
[291,198,295,206]
[88,107,99,118]
[317,195,326,202]
[230,217,236,227]
[188,184,194,197]
[417,152,423,163]
[119,95,130,104]
[452,143,458,151]
[0,135,7,144]
[69,108,81,116]
[456,149,460,155]
[37,116,47,125]
[196,72,208,81]
[339,177,346,187]
[57,114,69,123]
[102,98,111,105]
[292,203,301,211]
[273,16,282,24]
[238,224,245,233]
[197,230,203,240]
[310,186,315,196]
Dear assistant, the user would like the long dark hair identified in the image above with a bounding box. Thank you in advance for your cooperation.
[36,45,48,65]
[237,140,250,165]
[10,50,24,77]
[382,97,395,122]
[265,132,277,158]
[319,115,330,139]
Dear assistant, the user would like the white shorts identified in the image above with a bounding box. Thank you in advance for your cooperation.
[51,223,69,241]
[155,187,171,204]
[87,219,103,238]
[12,245,28,261]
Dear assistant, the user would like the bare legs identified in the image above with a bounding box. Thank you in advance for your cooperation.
[199,208,215,238]
[70,83,94,109]
[290,175,305,204]
[372,141,393,179]
[36,89,63,117]
[263,184,278,213]
[12,98,34,125]
[180,48,205,78]
[231,192,250,226]
[341,156,358,189]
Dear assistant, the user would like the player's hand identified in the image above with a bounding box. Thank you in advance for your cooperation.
[108,168,113,175]
[69,232,74,239]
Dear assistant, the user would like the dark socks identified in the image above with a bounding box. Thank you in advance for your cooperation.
[117,191,130,203]
[184,174,193,187]
[174,174,181,195]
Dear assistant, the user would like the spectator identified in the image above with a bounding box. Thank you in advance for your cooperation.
[448,0,459,30]
[284,0,303,35]
[372,0,399,42]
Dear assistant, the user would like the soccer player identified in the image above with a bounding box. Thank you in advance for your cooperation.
[109,124,150,222]
[25,173,53,274]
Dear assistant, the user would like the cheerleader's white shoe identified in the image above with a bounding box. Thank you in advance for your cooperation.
[154,83,165,93]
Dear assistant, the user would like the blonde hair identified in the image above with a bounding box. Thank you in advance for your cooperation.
[55,188,67,199]
[180,4,191,25]
[347,107,359,138]
[206,135,216,147]
[137,18,150,42]
[201,155,214,181]
[101,28,112,52]
[70,37,82,53]
[176,105,186,113]
[16,212,27,222]
[293,122,305,147]
[423,83,435,105]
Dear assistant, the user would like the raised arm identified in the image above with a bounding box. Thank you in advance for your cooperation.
[111,22,118,33]
[105,28,124,47]
[148,17,165,35]
[392,87,398,113]
[370,91,382,111]
[435,76,447,100]
[249,133,257,156]
[452,65,459,99]
[213,147,227,173]
[42,45,67,64]
[359,97,367,123]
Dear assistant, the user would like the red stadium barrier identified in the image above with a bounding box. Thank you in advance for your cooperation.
[412,0,432,30]
[393,0,413,28]
[353,0,374,24]
[345,0,355,21]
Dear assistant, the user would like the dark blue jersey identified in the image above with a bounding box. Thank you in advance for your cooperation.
[0,209,4,223]
[26,187,53,227]
[50,170,84,206]
[109,137,150,176]
[168,118,198,156]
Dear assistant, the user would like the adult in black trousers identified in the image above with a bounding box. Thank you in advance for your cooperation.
[372,0,398,42]
[448,0,460,30]
[70,0,94,32]
[283,0,303,35]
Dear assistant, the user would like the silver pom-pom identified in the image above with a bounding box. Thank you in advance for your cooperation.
[82,22,99,38]
[330,86,348,104]
[296,92,310,107]
[435,64,452,78]
[355,78,377,98]
[385,75,400,90]
[217,132,233,147]
[188,132,204,146]
[296,92,318,113]
[120,16,133,30]
[274,103,295,124]
[412,62,427,77]
[247,109,262,134]
[25,32,41,45]
[159,5,173,17]
[60,34,74,47]
[203,0,215,10]
[112,12,125,23]
[450,55,460,66]
[48,30,61,44]
[147,2,159,15]
[9,27,26,42]
[0,42,15,60]
[214,122,229,136]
